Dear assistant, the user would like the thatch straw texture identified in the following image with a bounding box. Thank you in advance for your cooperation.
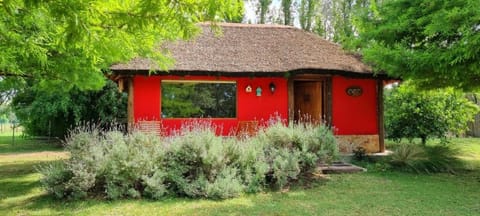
[111,23,372,74]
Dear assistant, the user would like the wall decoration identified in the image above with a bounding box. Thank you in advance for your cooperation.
[269,82,276,93]
[256,87,262,96]
[245,85,252,93]
[346,86,363,97]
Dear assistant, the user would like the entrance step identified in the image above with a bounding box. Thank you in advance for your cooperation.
[318,162,366,174]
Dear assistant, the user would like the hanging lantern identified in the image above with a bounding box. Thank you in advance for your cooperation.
[269,82,276,93]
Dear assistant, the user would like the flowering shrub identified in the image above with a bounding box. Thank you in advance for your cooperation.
[38,121,338,200]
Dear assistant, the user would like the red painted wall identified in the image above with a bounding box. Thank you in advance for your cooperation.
[134,75,379,136]
[133,76,161,120]
[331,76,378,135]
[133,75,289,135]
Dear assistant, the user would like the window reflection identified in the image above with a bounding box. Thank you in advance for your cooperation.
[161,81,236,118]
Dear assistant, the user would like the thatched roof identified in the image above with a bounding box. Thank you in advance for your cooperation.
[111,23,373,76]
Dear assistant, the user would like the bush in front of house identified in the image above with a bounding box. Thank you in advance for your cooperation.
[253,121,338,188]
[38,128,166,200]
[38,121,338,200]
[163,124,257,199]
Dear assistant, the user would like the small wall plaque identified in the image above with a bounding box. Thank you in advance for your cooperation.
[346,86,363,97]
[245,85,252,93]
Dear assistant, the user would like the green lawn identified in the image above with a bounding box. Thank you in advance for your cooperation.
[1,136,479,216]
[0,127,62,154]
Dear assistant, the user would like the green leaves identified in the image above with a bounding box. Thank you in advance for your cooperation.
[357,0,480,90]
[12,80,127,138]
[0,0,242,90]
[385,83,479,144]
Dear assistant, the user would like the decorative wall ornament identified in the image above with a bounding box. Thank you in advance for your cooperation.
[269,82,276,93]
[245,85,252,93]
[346,86,363,97]
[256,87,262,96]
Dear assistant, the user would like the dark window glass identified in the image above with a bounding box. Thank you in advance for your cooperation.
[161,81,236,118]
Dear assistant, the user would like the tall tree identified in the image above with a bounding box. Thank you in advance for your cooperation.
[281,0,294,25]
[299,0,317,31]
[0,0,242,91]
[255,0,272,24]
[296,0,372,42]
[356,0,480,90]
[312,13,326,37]
[332,0,354,42]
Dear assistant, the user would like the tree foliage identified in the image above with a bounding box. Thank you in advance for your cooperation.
[298,0,316,31]
[255,0,272,24]
[225,0,245,23]
[385,83,479,145]
[280,0,294,25]
[12,80,127,138]
[0,0,243,90]
[356,0,480,90]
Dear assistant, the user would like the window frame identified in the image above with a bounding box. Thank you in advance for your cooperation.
[160,80,238,119]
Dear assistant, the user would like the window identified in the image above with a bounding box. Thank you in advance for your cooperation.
[161,80,236,118]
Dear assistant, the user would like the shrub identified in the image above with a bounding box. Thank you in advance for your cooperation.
[388,144,427,172]
[142,170,168,199]
[387,144,462,173]
[38,127,166,200]
[254,121,338,188]
[205,167,243,199]
[271,148,301,188]
[101,131,165,199]
[37,161,73,199]
[13,80,127,138]
[164,125,247,198]
[385,83,478,145]
[39,120,338,200]
[352,147,368,161]
[422,145,462,173]
[234,139,268,193]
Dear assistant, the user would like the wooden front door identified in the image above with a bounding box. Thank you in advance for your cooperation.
[294,81,323,123]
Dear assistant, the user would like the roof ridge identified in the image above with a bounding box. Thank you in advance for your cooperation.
[199,22,296,29]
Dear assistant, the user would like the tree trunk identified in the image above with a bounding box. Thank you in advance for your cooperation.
[421,136,427,146]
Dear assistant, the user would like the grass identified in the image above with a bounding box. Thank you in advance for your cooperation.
[1,136,480,215]
[0,127,63,154]
[386,137,480,170]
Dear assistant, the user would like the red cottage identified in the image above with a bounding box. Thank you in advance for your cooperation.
[111,23,389,153]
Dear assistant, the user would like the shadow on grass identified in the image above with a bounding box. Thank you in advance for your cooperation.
[0,161,52,176]
[2,170,480,216]
[14,189,309,215]
[0,161,54,200]
[0,178,335,216]
[0,136,63,154]
[0,179,40,199]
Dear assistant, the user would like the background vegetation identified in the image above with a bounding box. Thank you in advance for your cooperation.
[12,80,127,138]
[385,83,479,145]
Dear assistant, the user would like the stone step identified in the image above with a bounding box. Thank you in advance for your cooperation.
[318,162,366,174]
